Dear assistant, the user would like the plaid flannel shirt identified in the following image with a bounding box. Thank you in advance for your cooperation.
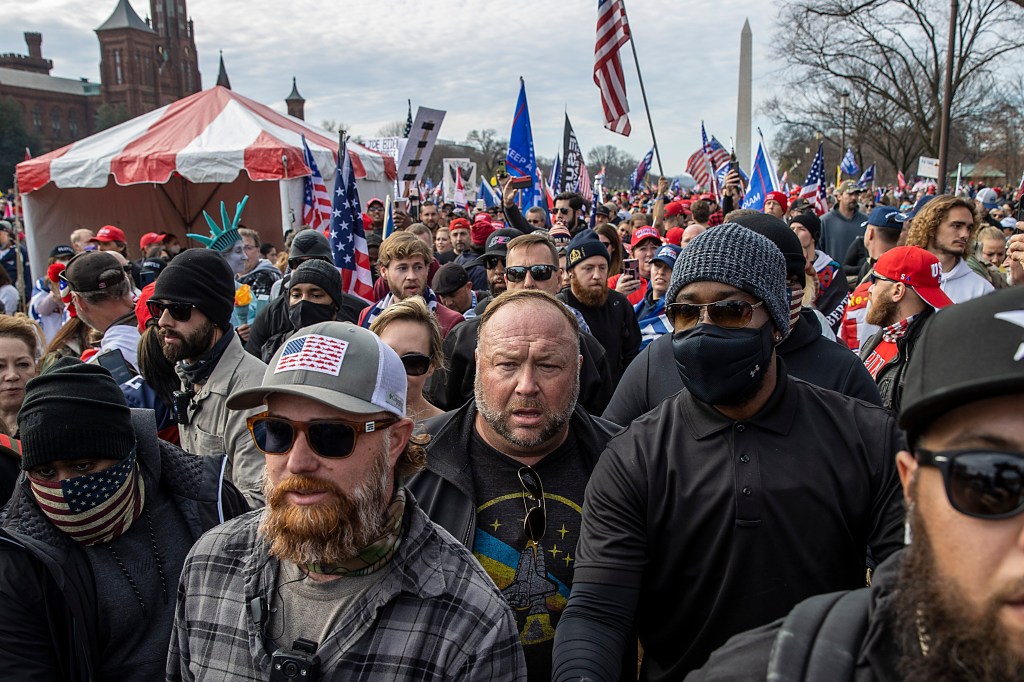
[166,496,526,681]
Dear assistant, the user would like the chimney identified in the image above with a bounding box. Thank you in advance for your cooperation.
[25,32,42,60]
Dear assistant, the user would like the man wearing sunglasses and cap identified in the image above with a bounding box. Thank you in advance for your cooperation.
[169,322,524,680]
[686,286,1024,681]
[63,250,141,371]
[553,224,904,681]
[411,290,619,681]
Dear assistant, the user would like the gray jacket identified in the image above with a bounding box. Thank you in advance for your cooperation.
[177,333,268,507]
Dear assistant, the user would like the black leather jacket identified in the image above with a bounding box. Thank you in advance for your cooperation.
[859,307,934,414]
[408,400,620,547]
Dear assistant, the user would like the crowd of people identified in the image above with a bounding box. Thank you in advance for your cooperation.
[0,168,1021,681]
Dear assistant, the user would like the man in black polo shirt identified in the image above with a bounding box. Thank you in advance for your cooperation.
[552,224,905,681]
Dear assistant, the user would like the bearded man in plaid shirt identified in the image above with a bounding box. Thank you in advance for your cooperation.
[167,322,525,681]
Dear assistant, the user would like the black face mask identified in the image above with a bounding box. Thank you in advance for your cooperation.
[672,323,775,406]
[288,301,336,330]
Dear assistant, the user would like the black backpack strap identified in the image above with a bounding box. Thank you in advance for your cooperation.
[767,589,871,681]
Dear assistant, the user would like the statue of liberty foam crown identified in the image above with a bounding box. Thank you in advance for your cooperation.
[187,195,249,252]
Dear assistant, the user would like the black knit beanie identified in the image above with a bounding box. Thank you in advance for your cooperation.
[732,213,807,280]
[19,358,135,470]
[789,212,822,245]
[290,259,343,308]
[153,248,235,331]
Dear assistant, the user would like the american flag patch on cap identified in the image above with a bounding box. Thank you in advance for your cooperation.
[274,334,348,376]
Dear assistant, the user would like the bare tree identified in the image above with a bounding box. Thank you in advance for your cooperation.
[376,120,406,137]
[466,129,506,179]
[770,0,1024,180]
[587,145,638,190]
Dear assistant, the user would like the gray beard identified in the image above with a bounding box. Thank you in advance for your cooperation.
[473,373,580,451]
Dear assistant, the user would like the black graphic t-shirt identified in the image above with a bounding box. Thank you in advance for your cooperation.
[470,430,588,681]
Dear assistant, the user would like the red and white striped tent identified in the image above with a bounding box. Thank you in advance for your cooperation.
[16,86,396,278]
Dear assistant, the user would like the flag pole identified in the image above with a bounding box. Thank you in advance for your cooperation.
[619,0,663,178]
[11,173,26,312]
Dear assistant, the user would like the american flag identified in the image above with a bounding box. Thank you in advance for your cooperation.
[685,130,729,192]
[274,333,349,375]
[594,0,631,136]
[897,170,907,191]
[301,136,331,235]
[330,143,374,303]
[578,159,593,203]
[630,147,654,191]
[799,142,828,216]
[29,455,143,545]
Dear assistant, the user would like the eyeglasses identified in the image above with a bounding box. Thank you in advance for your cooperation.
[482,256,505,270]
[400,352,431,376]
[505,264,556,282]
[665,300,765,330]
[518,466,546,543]
[869,272,898,285]
[246,412,397,459]
[554,207,573,215]
[146,300,195,322]
[916,448,1024,519]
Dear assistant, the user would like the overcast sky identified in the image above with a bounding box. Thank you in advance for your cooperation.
[6,0,780,176]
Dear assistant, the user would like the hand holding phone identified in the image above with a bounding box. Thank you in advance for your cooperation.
[623,258,640,280]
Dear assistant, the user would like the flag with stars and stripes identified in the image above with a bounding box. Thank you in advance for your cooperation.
[798,142,828,216]
[330,143,374,303]
[578,158,594,203]
[594,0,632,136]
[685,128,729,192]
[301,135,332,236]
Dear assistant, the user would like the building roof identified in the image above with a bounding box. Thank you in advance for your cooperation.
[285,77,304,102]
[96,0,155,33]
[0,67,99,96]
[216,51,231,89]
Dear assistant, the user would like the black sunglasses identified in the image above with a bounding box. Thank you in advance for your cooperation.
[505,264,556,282]
[246,412,397,459]
[916,448,1024,519]
[146,299,195,322]
[869,272,898,285]
[288,256,328,271]
[666,300,765,330]
[518,466,546,543]
[482,256,505,270]
[400,352,431,376]
[554,207,573,215]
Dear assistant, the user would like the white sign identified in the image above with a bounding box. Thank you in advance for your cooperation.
[442,159,477,203]
[363,137,407,166]
[917,156,940,180]
[396,107,446,194]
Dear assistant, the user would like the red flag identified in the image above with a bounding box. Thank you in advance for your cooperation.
[594,0,631,136]
[897,170,907,191]
[24,148,31,161]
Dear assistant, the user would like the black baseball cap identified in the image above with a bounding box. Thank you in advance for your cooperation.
[49,244,76,260]
[63,251,126,293]
[431,263,469,296]
[899,287,1024,443]
[472,228,523,266]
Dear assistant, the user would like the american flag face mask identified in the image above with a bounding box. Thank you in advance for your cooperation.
[29,451,146,546]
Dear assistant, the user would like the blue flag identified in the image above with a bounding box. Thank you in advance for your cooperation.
[740,136,781,211]
[506,78,542,209]
[479,179,500,208]
[858,163,875,189]
[841,148,860,176]
[631,148,654,191]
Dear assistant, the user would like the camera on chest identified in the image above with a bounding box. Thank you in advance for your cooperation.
[270,638,320,682]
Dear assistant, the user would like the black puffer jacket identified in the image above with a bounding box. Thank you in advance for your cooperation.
[409,400,619,547]
[0,409,249,682]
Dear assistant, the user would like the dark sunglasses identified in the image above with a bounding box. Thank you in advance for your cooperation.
[916,448,1024,519]
[400,352,431,376]
[288,256,326,271]
[505,264,556,282]
[482,256,506,270]
[869,271,898,285]
[246,412,397,459]
[554,207,573,215]
[665,300,765,330]
[518,466,546,543]
[146,299,195,322]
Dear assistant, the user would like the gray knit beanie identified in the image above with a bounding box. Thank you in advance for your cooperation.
[666,223,790,337]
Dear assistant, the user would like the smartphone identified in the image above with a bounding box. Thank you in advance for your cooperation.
[507,174,533,189]
[496,160,509,179]
[96,350,135,385]
[623,258,639,279]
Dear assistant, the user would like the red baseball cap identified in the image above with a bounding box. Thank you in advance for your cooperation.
[765,191,789,212]
[873,246,953,310]
[139,232,165,250]
[665,226,685,246]
[631,226,662,248]
[91,225,126,243]
[664,201,686,218]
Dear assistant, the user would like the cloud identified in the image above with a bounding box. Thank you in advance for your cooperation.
[5,0,779,176]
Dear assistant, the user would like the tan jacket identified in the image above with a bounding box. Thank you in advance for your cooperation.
[177,333,268,507]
